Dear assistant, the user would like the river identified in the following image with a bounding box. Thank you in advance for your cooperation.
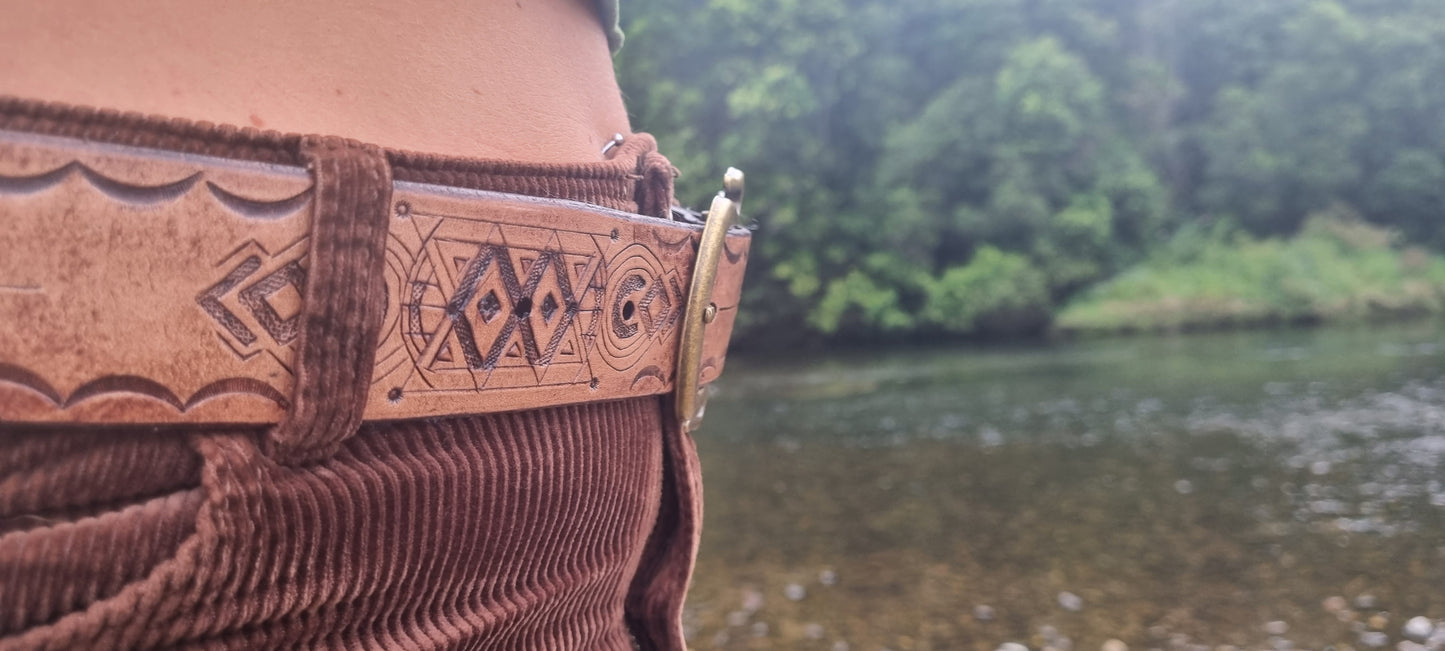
[684,322,1445,650]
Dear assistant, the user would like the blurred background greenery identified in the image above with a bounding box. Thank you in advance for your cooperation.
[613,3,1445,647]
[614,0,1445,345]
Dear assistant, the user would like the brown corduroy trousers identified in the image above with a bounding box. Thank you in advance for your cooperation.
[0,102,700,651]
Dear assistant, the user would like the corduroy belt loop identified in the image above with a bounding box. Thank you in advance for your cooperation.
[265,136,394,465]
[630,135,678,220]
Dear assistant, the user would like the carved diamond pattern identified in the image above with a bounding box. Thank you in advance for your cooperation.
[398,224,617,393]
[477,290,502,323]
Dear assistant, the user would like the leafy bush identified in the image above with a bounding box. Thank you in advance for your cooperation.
[922,247,1051,336]
[1057,214,1445,334]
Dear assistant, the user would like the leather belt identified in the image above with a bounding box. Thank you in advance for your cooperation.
[0,128,750,425]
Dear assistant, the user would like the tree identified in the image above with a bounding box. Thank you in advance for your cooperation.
[615,0,1445,344]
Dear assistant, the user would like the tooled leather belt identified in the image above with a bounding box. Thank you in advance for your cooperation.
[0,101,750,438]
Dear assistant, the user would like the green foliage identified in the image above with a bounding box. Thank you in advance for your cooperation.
[1057,214,1445,333]
[615,0,1445,344]
[922,247,1051,336]
[808,252,928,335]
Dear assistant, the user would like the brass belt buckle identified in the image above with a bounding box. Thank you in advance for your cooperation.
[675,168,744,432]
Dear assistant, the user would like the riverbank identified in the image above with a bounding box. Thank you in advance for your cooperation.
[1056,216,1445,335]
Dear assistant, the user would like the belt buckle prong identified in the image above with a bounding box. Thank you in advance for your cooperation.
[674,167,744,432]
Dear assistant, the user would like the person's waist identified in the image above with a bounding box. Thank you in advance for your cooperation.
[0,97,751,430]
[0,0,629,163]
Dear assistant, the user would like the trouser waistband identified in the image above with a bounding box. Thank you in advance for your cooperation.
[0,97,750,464]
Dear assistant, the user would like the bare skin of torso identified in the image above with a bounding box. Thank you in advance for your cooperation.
[0,0,631,163]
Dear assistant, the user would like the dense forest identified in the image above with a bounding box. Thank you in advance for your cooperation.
[614,0,1445,345]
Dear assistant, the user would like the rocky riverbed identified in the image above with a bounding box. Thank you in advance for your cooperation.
[684,324,1445,650]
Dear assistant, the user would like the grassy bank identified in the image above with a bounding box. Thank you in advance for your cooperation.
[1056,214,1445,334]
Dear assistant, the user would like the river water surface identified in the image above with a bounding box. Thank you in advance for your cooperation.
[684,323,1445,650]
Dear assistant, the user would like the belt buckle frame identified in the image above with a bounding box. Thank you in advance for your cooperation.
[674,168,744,432]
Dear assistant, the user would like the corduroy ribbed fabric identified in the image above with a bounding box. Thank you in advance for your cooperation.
[0,98,676,220]
[1,403,666,650]
[0,98,699,651]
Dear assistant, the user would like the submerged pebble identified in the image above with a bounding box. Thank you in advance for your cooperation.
[998,644,1030,651]
[1264,621,1289,635]
[819,569,838,586]
[1360,631,1388,648]
[1101,640,1128,651]
[1058,591,1084,612]
[1404,616,1434,641]
[975,605,997,621]
[784,583,806,601]
[741,588,764,613]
